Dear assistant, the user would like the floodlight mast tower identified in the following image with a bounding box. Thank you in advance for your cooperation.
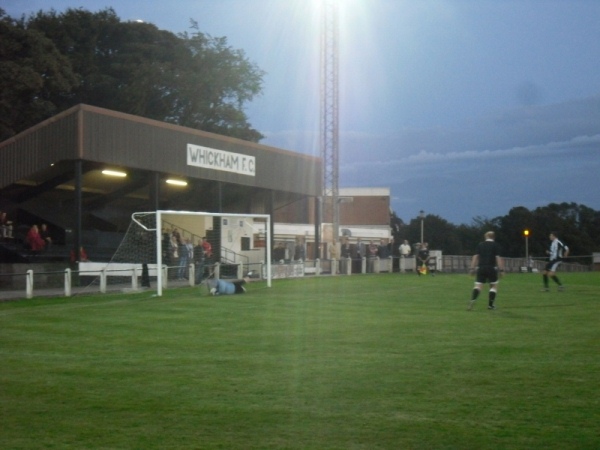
[320,0,340,246]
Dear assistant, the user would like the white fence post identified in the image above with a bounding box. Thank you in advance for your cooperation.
[162,266,168,289]
[64,269,71,297]
[100,268,107,293]
[131,267,138,290]
[26,269,34,299]
[189,264,195,286]
[316,259,321,276]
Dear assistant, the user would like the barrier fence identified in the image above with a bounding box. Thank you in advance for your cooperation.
[0,255,592,301]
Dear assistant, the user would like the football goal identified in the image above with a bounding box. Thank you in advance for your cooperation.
[80,210,272,296]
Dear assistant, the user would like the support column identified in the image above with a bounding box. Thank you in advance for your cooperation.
[74,160,83,263]
[269,191,275,262]
[149,172,160,211]
[314,197,321,260]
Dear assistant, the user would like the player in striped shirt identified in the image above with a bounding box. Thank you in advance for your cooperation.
[541,232,569,292]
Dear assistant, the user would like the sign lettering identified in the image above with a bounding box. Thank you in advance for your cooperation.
[187,144,255,177]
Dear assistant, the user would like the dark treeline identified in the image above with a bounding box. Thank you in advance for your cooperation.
[0,7,264,142]
[391,202,600,260]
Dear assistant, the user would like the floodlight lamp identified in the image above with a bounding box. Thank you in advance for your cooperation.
[166,179,188,186]
[102,169,127,177]
[524,229,530,237]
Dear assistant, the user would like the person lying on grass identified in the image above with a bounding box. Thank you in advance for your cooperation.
[206,278,248,295]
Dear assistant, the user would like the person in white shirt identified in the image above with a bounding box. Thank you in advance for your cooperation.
[399,240,411,258]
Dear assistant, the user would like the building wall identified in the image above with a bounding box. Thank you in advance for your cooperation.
[79,105,321,196]
[339,196,389,225]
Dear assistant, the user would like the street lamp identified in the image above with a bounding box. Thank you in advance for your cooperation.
[524,229,530,271]
[419,210,425,244]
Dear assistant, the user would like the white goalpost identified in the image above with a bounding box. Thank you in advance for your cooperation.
[128,210,272,296]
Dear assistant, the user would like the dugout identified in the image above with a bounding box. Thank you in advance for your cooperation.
[0,104,321,264]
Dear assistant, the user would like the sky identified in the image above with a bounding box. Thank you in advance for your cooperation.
[4,0,600,225]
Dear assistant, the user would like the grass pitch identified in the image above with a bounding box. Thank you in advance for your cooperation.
[1,272,599,449]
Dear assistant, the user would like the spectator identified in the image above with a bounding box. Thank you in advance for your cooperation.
[70,246,89,263]
[177,238,192,280]
[329,241,340,273]
[367,240,378,272]
[378,239,390,259]
[172,227,182,245]
[353,239,364,273]
[293,237,305,262]
[193,238,205,285]
[169,233,179,279]
[340,238,352,274]
[25,225,45,252]
[329,241,339,260]
[1,211,13,239]
[340,239,351,259]
[39,223,52,247]
[162,228,171,264]
[399,240,411,258]
[202,237,213,261]
[273,242,286,262]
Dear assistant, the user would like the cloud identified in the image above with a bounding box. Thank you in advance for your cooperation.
[261,95,600,224]
[337,96,600,223]
[515,80,544,106]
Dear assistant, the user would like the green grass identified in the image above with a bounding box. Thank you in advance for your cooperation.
[1,272,599,449]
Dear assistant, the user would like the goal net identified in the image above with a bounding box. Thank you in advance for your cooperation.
[80,210,272,296]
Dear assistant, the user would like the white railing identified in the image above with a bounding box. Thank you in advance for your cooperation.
[1,256,592,300]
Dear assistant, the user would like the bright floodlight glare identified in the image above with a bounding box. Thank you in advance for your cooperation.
[166,179,188,186]
[102,169,127,177]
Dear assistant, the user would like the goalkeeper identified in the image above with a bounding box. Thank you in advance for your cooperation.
[207,278,247,296]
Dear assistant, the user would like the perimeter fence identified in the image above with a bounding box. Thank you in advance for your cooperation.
[0,255,593,301]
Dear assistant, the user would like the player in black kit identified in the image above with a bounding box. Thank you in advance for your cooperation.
[468,231,504,311]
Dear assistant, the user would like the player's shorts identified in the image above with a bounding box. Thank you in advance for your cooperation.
[233,280,246,294]
[545,259,562,272]
[476,266,499,284]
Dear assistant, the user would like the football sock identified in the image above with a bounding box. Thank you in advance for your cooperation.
[551,275,561,286]
[489,289,497,306]
[543,274,549,288]
[471,288,480,301]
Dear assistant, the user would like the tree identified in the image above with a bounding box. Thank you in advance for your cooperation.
[390,203,600,259]
[389,210,405,255]
[3,8,265,142]
[498,206,535,258]
[172,23,265,141]
[530,203,597,260]
[0,10,78,140]
[402,213,465,255]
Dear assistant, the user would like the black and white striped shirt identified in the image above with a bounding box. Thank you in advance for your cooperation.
[549,238,568,261]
